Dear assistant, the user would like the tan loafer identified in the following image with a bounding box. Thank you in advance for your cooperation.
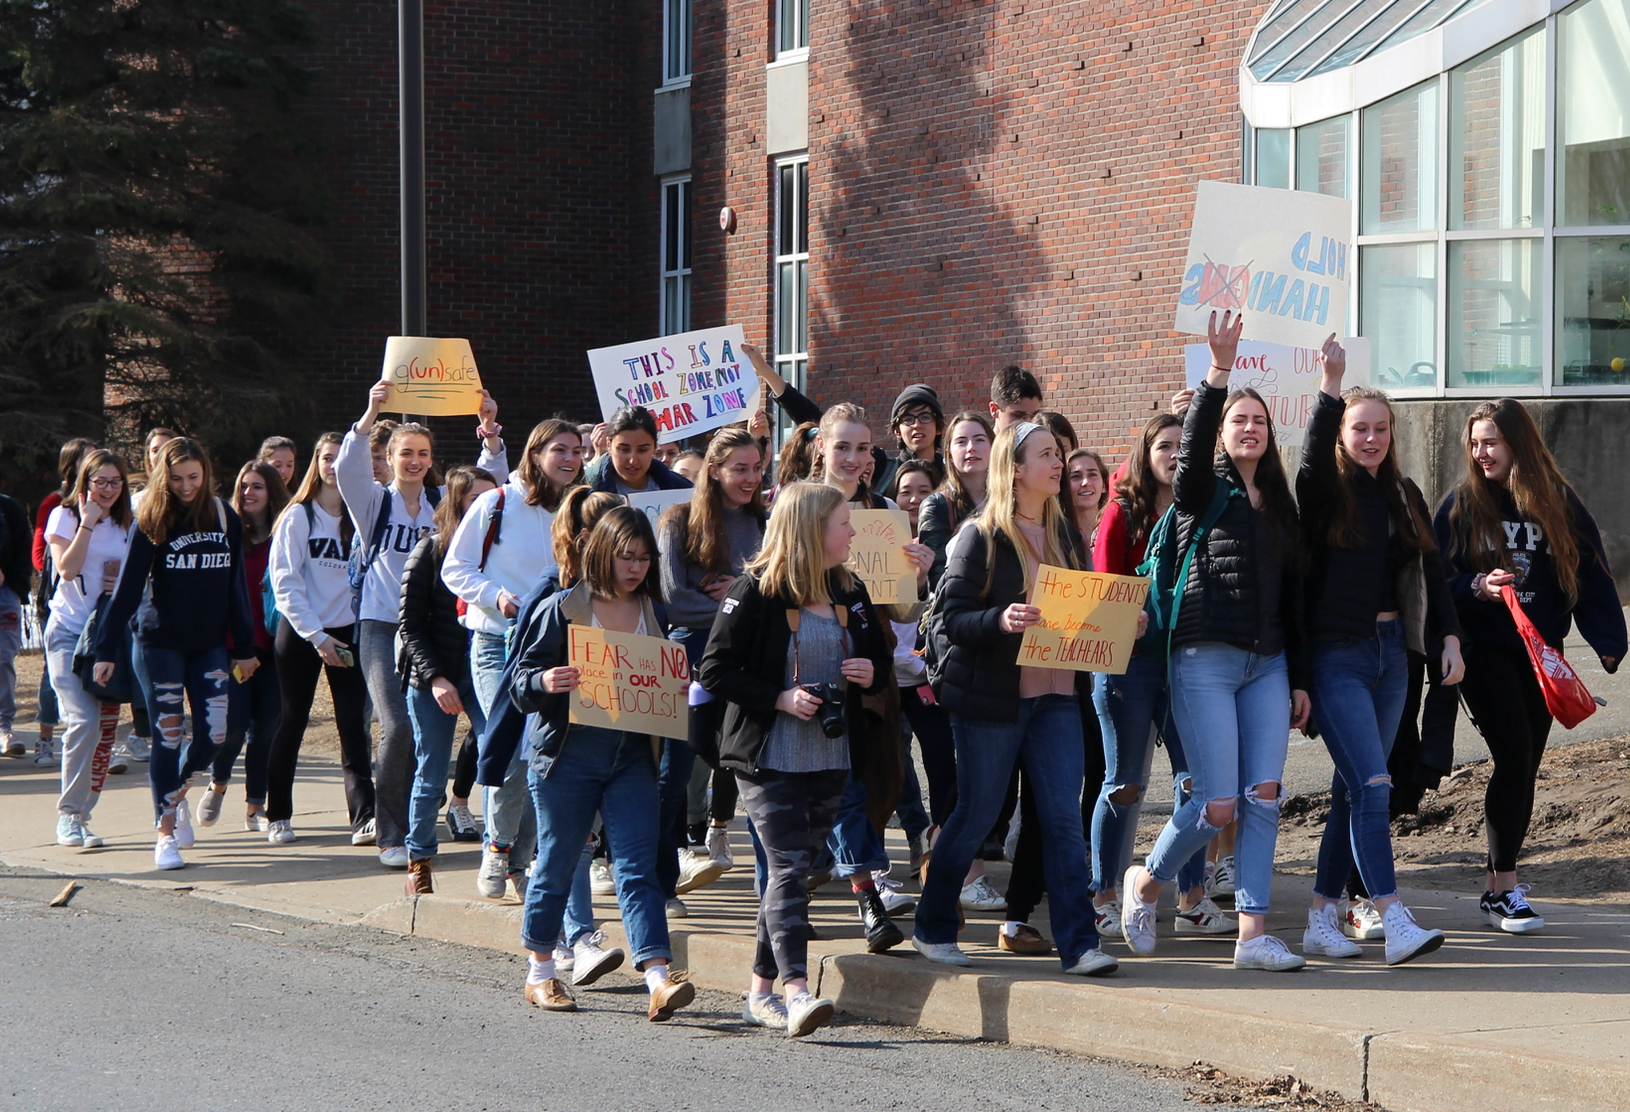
[647,973,696,1022]
[997,923,1053,955]
[523,978,577,1012]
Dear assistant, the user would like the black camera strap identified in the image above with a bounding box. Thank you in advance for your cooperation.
[787,605,848,686]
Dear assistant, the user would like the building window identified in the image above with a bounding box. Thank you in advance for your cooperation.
[1447,237,1542,388]
[778,0,809,55]
[1296,115,1351,198]
[1360,81,1439,235]
[663,0,691,84]
[1254,128,1291,189]
[1449,29,1544,230]
[1558,0,1630,227]
[1361,242,1437,389]
[661,177,691,335]
[774,158,809,415]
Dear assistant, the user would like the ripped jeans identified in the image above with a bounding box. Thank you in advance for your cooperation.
[1146,643,1290,916]
[141,644,232,824]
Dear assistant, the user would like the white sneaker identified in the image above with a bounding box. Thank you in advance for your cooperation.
[1382,902,1446,966]
[267,820,296,844]
[154,835,184,870]
[1209,855,1236,898]
[742,993,790,1029]
[785,990,836,1038]
[676,853,725,894]
[665,897,688,919]
[552,941,575,972]
[172,800,195,848]
[125,733,152,761]
[959,876,1007,912]
[1093,898,1121,939]
[1119,866,1158,957]
[194,788,224,827]
[107,742,130,775]
[1303,904,1363,958]
[873,870,916,914]
[56,814,83,847]
[0,729,21,757]
[589,861,616,896]
[1234,934,1306,971]
[1340,897,1386,940]
[476,847,508,898]
[1174,896,1236,935]
[705,825,734,869]
[244,811,269,833]
[350,818,377,847]
[1064,948,1119,976]
[570,929,627,987]
[911,936,973,965]
[33,739,57,766]
[79,822,104,849]
[378,845,409,869]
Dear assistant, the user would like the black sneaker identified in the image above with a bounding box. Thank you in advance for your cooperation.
[686,820,707,849]
[1480,886,1545,934]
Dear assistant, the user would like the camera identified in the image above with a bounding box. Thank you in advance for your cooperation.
[801,681,847,739]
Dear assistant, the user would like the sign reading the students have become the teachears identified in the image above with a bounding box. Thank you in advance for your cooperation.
[568,625,691,741]
[586,325,760,440]
[846,508,915,606]
[1174,181,1354,350]
[379,337,485,417]
[1020,566,1149,674]
[1182,337,1371,449]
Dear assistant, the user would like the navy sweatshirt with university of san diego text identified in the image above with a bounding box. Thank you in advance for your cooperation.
[95,499,255,663]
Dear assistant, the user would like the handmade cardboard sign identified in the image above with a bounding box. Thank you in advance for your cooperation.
[586,325,759,440]
[380,337,484,416]
[1182,337,1371,448]
[846,508,914,606]
[1020,566,1149,674]
[625,488,692,533]
[568,624,691,741]
[1175,181,1354,350]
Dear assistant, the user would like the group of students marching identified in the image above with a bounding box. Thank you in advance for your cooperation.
[3,308,1623,1036]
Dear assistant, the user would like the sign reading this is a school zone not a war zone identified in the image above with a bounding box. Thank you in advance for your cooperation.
[1182,337,1371,449]
[379,337,485,417]
[1175,181,1354,351]
[1020,566,1149,674]
[587,324,760,440]
[568,624,691,741]
[845,508,915,606]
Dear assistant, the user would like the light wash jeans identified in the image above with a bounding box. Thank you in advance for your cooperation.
[1145,643,1290,915]
[472,630,536,875]
[46,619,120,820]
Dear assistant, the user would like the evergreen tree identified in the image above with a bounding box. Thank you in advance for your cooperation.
[0,0,333,478]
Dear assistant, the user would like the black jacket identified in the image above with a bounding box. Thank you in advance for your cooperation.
[397,535,470,690]
[698,569,893,782]
[584,453,693,494]
[1170,381,1310,690]
[0,494,31,608]
[1297,392,1461,657]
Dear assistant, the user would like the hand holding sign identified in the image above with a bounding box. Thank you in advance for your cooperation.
[380,337,485,417]
[1019,566,1149,674]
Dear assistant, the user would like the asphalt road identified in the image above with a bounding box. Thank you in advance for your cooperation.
[0,868,1194,1112]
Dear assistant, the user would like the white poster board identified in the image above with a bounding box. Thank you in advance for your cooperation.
[1174,181,1354,350]
[625,488,692,533]
[586,325,758,440]
[1183,338,1371,448]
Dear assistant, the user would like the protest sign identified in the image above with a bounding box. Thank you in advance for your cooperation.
[379,337,485,416]
[1182,337,1371,448]
[1019,566,1149,674]
[846,508,914,606]
[586,325,759,440]
[568,624,691,741]
[625,488,692,533]
[1175,181,1354,350]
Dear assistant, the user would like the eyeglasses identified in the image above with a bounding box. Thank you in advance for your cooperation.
[897,412,938,427]
[90,478,125,490]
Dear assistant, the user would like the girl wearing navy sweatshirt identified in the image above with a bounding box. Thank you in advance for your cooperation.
[94,438,257,871]
[1434,398,1625,934]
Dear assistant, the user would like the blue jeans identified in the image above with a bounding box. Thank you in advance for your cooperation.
[211,645,281,805]
[472,630,536,874]
[1147,644,1290,915]
[0,586,20,729]
[827,770,888,877]
[916,695,1100,968]
[1091,655,1205,894]
[1310,621,1409,901]
[405,678,488,861]
[657,627,711,898]
[521,725,669,968]
[142,644,232,823]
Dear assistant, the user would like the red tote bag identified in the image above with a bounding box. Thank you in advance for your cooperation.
[1503,590,1599,729]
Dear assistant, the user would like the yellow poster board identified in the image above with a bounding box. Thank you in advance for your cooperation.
[846,508,914,606]
[568,625,691,741]
[379,336,485,416]
[1019,565,1149,674]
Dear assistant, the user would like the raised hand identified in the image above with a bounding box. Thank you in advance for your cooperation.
[1206,310,1245,378]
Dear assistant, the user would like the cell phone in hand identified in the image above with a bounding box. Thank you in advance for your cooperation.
[336,647,355,668]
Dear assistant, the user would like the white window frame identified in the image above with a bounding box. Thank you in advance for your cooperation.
[777,0,809,58]
[660,176,691,336]
[662,0,692,87]
[773,156,810,429]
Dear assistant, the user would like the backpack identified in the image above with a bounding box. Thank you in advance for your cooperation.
[1134,479,1241,662]
[455,487,506,620]
[348,485,443,599]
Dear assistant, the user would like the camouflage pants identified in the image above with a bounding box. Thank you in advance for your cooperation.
[735,767,848,983]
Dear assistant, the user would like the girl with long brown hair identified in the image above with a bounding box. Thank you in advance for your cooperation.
[1434,398,1625,934]
[918,411,994,592]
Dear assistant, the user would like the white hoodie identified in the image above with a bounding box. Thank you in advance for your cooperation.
[440,477,559,635]
[270,501,353,642]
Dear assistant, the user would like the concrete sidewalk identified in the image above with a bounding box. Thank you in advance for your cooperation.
[3,749,1625,1112]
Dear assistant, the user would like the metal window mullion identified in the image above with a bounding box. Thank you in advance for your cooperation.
[1349,111,1361,340]
[1299,0,1411,79]
[1434,70,1450,395]
[1349,0,1438,67]
[1542,11,1558,392]
[1252,1,1344,76]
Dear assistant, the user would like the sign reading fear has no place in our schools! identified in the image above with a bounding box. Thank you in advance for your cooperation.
[379,337,486,417]
[586,325,761,441]
[1182,337,1371,449]
[1020,566,1149,675]
[1175,181,1354,351]
[568,624,691,741]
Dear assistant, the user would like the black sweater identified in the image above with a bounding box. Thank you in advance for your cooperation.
[0,494,31,607]
[1434,486,1626,664]
[398,535,470,690]
[1297,392,1461,655]
[1170,381,1310,690]
[95,499,254,661]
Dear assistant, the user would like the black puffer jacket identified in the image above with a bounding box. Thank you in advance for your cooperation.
[1170,381,1309,690]
[397,535,470,690]
[1297,391,1461,657]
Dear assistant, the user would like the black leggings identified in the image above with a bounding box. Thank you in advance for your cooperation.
[1458,639,1553,874]
[265,621,374,828]
[903,689,957,826]
[452,728,478,801]
[1006,697,1105,921]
